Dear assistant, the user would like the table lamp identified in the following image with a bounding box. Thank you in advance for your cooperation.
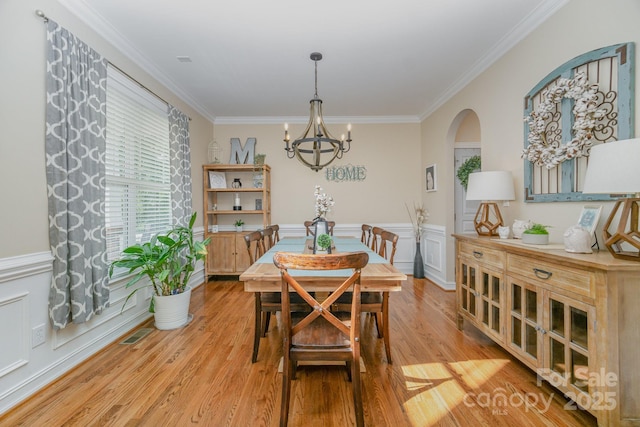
[582,138,640,261]
[465,171,516,236]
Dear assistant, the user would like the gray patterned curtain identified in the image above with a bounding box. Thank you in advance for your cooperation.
[45,20,109,329]
[168,106,192,226]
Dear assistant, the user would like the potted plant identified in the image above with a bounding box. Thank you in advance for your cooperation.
[235,219,245,232]
[109,212,210,330]
[316,233,332,252]
[522,223,550,245]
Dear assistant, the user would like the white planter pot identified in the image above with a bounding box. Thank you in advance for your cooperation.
[521,233,549,245]
[152,287,192,330]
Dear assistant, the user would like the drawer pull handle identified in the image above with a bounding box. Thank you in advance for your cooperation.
[473,251,483,258]
[533,268,552,280]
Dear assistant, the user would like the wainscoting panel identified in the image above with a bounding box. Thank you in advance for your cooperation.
[0,292,29,378]
[0,231,208,416]
[422,224,452,290]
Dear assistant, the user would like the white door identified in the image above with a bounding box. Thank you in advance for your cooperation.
[454,148,481,234]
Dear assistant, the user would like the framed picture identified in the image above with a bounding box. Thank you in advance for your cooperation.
[425,164,437,192]
[209,171,227,189]
[577,205,602,236]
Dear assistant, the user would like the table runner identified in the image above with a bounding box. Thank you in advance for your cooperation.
[256,237,387,276]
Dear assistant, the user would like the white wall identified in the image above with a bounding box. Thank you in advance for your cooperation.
[420,0,640,283]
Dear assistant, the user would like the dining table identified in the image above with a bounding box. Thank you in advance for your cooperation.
[240,236,407,364]
[240,236,407,291]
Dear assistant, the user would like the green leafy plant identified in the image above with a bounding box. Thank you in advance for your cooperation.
[234,219,245,227]
[316,233,332,250]
[523,223,550,235]
[109,212,211,312]
[456,155,481,190]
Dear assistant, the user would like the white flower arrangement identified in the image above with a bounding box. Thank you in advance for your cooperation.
[314,185,334,219]
[406,202,429,242]
[522,72,605,169]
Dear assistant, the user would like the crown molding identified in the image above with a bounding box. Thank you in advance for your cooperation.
[214,115,421,125]
[57,0,216,123]
[419,0,570,121]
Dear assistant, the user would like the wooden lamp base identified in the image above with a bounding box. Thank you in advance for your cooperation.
[602,198,640,261]
[473,202,504,236]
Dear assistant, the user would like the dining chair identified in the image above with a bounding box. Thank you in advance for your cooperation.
[360,224,373,247]
[273,251,369,427]
[261,225,275,250]
[246,229,310,363]
[371,226,383,252]
[304,220,335,236]
[271,224,280,244]
[245,230,278,363]
[333,228,398,363]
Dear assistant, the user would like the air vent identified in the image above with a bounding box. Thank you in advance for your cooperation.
[176,56,192,63]
[120,328,153,345]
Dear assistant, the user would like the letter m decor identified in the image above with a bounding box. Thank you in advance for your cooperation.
[229,137,256,164]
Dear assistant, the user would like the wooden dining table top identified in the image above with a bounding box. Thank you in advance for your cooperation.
[240,236,407,292]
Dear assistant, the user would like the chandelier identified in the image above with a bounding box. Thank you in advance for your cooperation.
[284,52,352,172]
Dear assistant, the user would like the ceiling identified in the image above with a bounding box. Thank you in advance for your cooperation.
[57,0,567,123]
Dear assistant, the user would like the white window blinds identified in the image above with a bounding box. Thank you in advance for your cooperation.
[105,67,172,263]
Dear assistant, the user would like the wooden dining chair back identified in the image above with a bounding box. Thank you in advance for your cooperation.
[377,230,399,265]
[371,226,383,252]
[244,230,278,362]
[271,224,280,244]
[360,224,373,247]
[333,228,397,363]
[261,226,275,250]
[273,251,369,427]
[304,220,335,236]
[244,230,265,264]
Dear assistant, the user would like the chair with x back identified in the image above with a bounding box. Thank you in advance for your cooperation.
[273,251,369,427]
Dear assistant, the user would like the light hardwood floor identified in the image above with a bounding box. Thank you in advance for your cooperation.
[1,278,597,426]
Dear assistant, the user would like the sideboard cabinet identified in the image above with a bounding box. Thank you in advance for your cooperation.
[454,234,640,427]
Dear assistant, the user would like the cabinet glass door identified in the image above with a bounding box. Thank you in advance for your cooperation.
[544,294,592,395]
[480,270,502,338]
[459,261,477,318]
[507,279,541,368]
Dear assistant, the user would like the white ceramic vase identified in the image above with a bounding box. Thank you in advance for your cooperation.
[153,287,192,330]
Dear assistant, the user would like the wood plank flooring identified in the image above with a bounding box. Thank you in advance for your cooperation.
[1,278,597,426]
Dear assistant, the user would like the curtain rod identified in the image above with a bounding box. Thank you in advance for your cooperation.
[35,9,191,121]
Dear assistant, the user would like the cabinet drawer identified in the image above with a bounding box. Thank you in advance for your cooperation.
[459,242,505,270]
[507,254,595,298]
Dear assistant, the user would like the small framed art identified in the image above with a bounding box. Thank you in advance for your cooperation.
[209,171,227,189]
[426,164,437,192]
[577,205,602,236]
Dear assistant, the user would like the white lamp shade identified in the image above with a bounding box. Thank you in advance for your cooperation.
[466,171,516,201]
[582,138,640,194]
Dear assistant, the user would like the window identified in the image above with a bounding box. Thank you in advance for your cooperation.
[105,68,172,263]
